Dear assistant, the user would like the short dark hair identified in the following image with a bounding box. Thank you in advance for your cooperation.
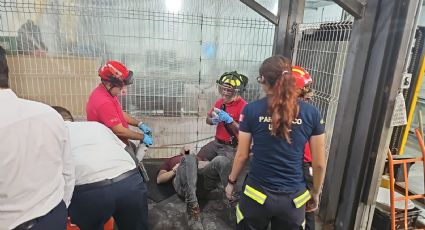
[51,106,74,121]
[0,46,9,88]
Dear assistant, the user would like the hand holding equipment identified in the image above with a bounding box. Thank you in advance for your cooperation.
[217,109,233,124]
[211,111,221,125]
[142,133,154,146]
[138,122,152,134]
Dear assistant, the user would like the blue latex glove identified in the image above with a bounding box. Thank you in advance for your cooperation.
[143,133,154,146]
[217,110,233,124]
[138,123,152,134]
[211,115,220,125]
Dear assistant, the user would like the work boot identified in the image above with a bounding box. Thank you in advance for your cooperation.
[187,202,201,221]
[187,202,203,230]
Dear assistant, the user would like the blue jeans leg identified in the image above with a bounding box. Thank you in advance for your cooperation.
[173,154,198,204]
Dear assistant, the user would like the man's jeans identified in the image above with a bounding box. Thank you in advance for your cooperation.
[198,155,231,191]
[173,155,199,204]
[173,152,232,204]
[198,140,248,191]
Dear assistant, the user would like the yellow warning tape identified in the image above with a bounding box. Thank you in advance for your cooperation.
[244,184,267,205]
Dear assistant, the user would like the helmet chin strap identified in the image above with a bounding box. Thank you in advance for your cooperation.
[102,81,116,96]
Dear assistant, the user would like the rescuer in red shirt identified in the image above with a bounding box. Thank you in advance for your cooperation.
[86,60,153,148]
[198,71,249,160]
[196,71,249,203]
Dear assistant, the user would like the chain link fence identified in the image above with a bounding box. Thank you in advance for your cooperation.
[1,0,353,157]
[0,0,275,158]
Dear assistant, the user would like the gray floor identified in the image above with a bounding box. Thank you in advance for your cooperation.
[143,158,236,230]
[148,194,236,230]
[145,136,425,229]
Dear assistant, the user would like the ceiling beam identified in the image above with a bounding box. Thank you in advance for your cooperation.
[333,0,365,18]
[240,0,278,25]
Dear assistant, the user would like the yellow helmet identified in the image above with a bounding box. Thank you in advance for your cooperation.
[216,71,249,92]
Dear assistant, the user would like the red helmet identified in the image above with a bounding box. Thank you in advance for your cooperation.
[98,60,134,87]
[292,66,312,89]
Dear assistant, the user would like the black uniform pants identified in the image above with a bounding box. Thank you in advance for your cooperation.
[69,172,149,230]
[303,162,315,230]
[13,201,66,230]
[237,177,306,230]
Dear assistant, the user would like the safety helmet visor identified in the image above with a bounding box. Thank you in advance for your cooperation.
[217,83,237,98]
[123,71,134,85]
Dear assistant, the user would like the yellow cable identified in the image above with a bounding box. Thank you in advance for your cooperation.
[400,54,425,154]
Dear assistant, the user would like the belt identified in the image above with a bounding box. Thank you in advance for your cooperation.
[303,162,312,167]
[215,138,234,146]
[75,168,138,192]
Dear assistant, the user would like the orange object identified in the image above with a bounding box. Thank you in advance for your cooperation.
[104,218,114,230]
[387,128,425,230]
[67,217,115,230]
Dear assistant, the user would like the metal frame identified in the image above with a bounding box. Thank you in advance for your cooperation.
[240,0,278,25]
[318,0,376,222]
[275,0,305,56]
[273,0,292,56]
[241,0,304,57]
[319,0,422,229]
[356,2,424,228]
[241,0,421,228]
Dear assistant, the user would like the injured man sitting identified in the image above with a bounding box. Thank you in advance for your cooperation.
[157,146,233,224]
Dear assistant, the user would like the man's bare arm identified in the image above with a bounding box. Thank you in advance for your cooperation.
[110,124,144,141]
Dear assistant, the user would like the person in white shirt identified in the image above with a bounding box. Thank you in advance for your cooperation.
[51,106,149,230]
[0,46,75,230]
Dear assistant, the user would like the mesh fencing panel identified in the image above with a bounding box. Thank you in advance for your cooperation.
[292,20,353,153]
[0,0,274,158]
